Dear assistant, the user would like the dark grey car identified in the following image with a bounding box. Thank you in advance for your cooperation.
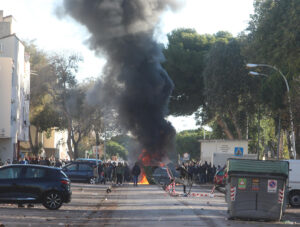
[62,162,97,184]
[0,164,71,210]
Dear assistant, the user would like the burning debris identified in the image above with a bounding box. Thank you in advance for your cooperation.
[60,0,184,162]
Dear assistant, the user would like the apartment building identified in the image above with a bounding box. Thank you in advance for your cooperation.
[0,10,30,161]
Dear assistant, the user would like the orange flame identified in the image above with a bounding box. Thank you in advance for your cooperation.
[137,149,167,185]
[138,149,149,185]
[139,172,149,184]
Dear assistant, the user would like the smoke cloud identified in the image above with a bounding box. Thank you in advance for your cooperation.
[61,0,184,162]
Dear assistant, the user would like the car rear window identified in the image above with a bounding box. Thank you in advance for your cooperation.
[60,170,68,178]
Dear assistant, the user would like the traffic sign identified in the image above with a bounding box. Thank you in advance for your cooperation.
[267,179,277,193]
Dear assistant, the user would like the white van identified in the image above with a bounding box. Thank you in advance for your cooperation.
[287,160,300,207]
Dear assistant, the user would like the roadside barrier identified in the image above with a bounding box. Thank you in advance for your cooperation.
[164,167,216,198]
[278,189,284,204]
[189,192,214,198]
[164,182,215,198]
[230,186,236,201]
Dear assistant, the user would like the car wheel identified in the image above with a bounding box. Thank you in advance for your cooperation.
[89,177,96,184]
[43,191,63,210]
[289,191,300,207]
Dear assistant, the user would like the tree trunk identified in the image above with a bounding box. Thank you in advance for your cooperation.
[63,109,74,160]
[230,110,243,139]
[29,125,40,156]
[216,115,234,139]
[67,126,73,160]
[71,131,82,160]
[29,126,34,153]
[73,142,79,160]
[95,130,101,146]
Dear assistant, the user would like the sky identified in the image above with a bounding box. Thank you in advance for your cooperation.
[1,0,254,132]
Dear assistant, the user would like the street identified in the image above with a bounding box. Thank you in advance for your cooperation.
[0,183,299,227]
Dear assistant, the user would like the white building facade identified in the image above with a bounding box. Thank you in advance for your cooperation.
[199,139,256,167]
[0,11,30,162]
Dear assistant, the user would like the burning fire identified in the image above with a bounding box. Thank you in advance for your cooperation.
[138,149,149,185]
[139,170,149,185]
[137,149,166,185]
[139,149,151,165]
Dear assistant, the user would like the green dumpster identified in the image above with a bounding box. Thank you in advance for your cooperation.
[225,159,289,221]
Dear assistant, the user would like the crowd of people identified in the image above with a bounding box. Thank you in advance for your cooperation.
[0,156,220,186]
[177,161,221,184]
[0,156,67,167]
[0,156,142,186]
[95,161,141,186]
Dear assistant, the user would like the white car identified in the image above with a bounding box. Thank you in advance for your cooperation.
[287,160,300,207]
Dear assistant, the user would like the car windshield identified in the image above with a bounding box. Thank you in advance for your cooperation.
[65,164,77,171]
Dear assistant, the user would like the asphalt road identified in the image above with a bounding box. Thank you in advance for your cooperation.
[0,183,299,226]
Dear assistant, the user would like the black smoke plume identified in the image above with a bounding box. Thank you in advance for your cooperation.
[61,0,183,162]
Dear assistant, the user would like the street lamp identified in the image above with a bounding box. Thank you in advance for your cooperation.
[248,71,268,77]
[246,63,297,159]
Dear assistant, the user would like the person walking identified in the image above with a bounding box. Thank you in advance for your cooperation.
[131,162,141,187]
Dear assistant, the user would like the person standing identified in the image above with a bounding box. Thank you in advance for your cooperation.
[93,165,99,183]
[131,162,141,187]
[111,162,117,184]
[55,158,62,168]
[116,162,124,186]
[176,163,189,194]
[19,157,28,164]
[124,162,131,183]
[5,159,11,165]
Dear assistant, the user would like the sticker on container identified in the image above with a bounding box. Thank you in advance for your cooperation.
[252,178,259,191]
[267,179,277,193]
[238,178,247,190]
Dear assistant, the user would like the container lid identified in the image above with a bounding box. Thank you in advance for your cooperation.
[227,159,289,177]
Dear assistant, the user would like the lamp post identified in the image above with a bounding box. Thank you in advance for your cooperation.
[247,63,297,159]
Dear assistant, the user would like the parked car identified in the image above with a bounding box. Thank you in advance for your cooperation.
[0,164,71,210]
[214,168,227,187]
[62,162,97,184]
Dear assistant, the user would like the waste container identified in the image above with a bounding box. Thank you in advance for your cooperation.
[225,159,289,221]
